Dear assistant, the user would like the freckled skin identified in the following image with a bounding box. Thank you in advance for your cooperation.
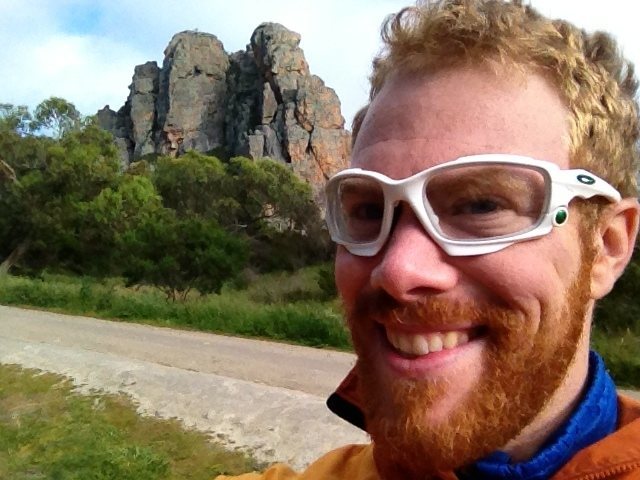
[336,66,593,464]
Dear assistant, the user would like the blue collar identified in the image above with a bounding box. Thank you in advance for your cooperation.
[460,351,618,480]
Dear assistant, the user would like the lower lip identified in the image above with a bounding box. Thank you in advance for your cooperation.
[382,329,485,378]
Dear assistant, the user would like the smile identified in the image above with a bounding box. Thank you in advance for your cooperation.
[384,326,482,358]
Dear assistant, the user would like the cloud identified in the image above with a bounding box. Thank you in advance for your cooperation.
[1,31,144,117]
[0,2,138,115]
[0,0,407,124]
[1,0,638,127]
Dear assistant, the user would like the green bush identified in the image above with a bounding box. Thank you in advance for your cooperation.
[120,213,249,301]
[316,262,338,300]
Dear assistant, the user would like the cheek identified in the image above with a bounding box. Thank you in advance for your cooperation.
[458,232,583,324]
[335,247,377,308]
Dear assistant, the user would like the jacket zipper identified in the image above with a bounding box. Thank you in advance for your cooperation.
[573,461,640,480]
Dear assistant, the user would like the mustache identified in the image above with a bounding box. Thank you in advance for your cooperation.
[351,288,522,333]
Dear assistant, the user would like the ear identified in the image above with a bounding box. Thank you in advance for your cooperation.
[590,198,640,299]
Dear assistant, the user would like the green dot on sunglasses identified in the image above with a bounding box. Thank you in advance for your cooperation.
[555,209,568,225]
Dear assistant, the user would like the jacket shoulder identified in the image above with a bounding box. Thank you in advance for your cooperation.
[215,444,377,480]
[618,393,640,428]
[553,394,640,479]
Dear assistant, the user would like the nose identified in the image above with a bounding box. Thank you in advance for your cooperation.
[370,205,459,302]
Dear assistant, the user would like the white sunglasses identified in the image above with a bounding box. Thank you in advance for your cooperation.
[324,154,621,257]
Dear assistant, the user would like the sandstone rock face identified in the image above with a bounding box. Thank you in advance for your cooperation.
[229,22,350,187]
[225,50,262,158]
[96,106,117,132]
[250,23,310,102]
[98,25,350,189]
[156,31,229,156]
[130,61,159,158]
[96,104,133,166]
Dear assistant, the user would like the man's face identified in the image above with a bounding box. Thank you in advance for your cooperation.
[335,66,595,477]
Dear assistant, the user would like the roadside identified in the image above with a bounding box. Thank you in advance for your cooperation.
[0,304,353,397]
[622,388,640,401]
[0,305,368,470]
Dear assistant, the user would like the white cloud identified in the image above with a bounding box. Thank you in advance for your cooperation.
[1,0,639,126]
[1,30,143,116]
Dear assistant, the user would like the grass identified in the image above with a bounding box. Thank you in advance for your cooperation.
[0,267,351,350]
[0,269,638,388]
[591,328,640,388]
[0,363,260,480]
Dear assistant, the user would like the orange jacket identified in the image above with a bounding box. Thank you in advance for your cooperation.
[215,394,640,480]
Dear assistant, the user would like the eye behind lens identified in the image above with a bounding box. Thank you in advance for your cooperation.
[331,175,386,244]
[424,163,548,241]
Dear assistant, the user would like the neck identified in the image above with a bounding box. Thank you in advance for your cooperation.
[502,323,591,461]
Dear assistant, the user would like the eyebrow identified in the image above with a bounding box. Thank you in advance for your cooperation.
[430,165,544,190]
[339,180,382,196]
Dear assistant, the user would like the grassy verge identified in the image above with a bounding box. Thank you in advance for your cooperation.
[0,268,350,350]
[0,270,638,388]
[0,363,260,480]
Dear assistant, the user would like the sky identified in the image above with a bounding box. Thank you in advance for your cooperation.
[1,0,639,128]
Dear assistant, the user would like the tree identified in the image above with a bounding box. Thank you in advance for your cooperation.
[222,156,324,232]
[152,153,331,271]
[0,129,53,274]
[119,212,248,300]
[74,175,165,275]
[0,103,32,135]
[0,125,121,274]
[153,151,234,222]
[32,97,82,138]
[0,104,46,269]
[224,157,332,270]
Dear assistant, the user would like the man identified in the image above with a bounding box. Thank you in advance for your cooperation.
[217,1,640,478]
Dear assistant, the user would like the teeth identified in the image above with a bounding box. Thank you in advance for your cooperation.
[443,331,458,349]
[412,335,430,355]
[398,334,413,354]
[427,334,443,352]
[386,329,472,356]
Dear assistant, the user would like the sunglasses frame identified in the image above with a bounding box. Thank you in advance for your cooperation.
[324,154,621,257]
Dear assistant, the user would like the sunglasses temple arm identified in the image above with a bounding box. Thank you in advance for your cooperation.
[555,169,622,203]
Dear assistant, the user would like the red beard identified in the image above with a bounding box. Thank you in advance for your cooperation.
[347,260,592,479]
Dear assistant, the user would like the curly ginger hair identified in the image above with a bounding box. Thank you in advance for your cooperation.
[353,0,639,197]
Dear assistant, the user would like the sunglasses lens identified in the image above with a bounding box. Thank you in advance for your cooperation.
[330,176,386,244]
[425,164,548,240]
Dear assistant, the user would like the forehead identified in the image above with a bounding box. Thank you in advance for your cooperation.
[352,66,571,179]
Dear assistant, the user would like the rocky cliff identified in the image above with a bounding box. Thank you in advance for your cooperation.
[97,24,350,188]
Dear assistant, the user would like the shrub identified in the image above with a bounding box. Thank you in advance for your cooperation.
[120,213,249,301]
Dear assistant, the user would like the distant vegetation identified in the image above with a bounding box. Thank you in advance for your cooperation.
[0,97,638,388]
[0,98,332,300]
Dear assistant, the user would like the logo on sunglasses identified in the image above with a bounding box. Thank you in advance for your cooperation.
[577,174,596,185]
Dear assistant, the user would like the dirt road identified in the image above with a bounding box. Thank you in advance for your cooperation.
[0,305,368,469]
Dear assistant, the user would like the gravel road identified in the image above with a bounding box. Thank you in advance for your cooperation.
[0,305,368,469]
[1,305,638,470]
